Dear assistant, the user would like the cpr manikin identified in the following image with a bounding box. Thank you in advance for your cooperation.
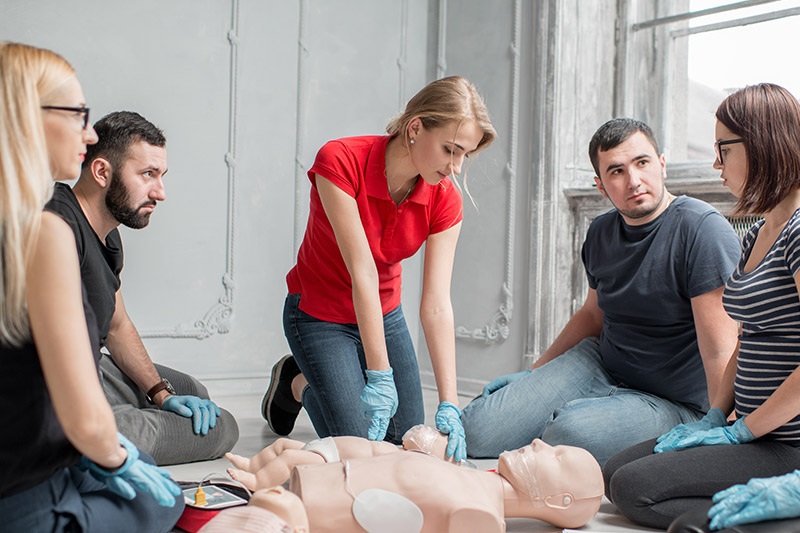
[218,437,601,531]
[226,425,456,490]
[294,438,601,531]
[198,486,309,533]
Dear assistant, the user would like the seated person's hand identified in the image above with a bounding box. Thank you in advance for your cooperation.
[654,407,727,452]
[162,395,221,435]
[80,432,181,507]
[655,417,754,453]
[435,401,466,462]
[359,368,398,441]
[481,369,531,397]
[709,470,800,530]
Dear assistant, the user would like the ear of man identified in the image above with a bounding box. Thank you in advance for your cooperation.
[87,157,112,190]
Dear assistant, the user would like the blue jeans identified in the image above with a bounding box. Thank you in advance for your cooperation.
[0,452,183,533]
[283,293,424,444]
[461,337,704,466]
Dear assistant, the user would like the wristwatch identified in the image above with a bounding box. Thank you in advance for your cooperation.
[146,378,176,404]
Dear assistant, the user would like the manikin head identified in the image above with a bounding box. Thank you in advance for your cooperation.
[249,486,309,533]
[497,439,603,528]
[80,110,167,230]
[401,424,457,463]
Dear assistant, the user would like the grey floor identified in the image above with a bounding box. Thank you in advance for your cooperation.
[165,388,662,532]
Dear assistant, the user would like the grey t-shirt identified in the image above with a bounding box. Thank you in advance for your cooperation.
[582,196,741,411]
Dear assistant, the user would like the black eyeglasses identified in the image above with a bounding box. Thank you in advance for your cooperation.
[714,138,743,165]
[41,105,91,130]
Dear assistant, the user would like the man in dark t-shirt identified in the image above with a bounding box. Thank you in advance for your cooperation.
[46,111,238,465]
[461,118,741,466]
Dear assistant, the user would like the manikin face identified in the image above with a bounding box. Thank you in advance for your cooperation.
[105,140,167,229]
[407,118,483,186]
[713,120,748,198]
[41,76,98,180]
[250,486,309,532]
[497,439,603,504]
[593,131,669,226]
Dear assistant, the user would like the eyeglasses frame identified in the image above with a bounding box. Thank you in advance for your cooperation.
[714,138,744,165]
[41,105,91,130]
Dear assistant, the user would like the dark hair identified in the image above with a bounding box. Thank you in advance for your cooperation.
[716,83,800,215]
[83,111,165,173]
[588,118,660,176]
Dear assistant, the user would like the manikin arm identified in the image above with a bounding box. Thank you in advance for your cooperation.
[227,436,399,490]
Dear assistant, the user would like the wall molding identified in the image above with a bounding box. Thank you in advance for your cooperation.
[293,0,309,257]
[140,0,240,339]
[455,0,521,343]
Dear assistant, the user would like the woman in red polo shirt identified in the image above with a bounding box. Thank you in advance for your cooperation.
[262,76,496,461]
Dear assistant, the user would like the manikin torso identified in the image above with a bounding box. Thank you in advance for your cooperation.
[290,452,506,533]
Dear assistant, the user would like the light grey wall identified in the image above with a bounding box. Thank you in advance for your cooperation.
[2,0,624,397]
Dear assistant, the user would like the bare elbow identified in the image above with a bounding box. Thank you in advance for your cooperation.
[61,410,115,449]
[420,300,453,325]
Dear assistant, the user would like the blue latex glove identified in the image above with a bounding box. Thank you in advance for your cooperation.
[162,395,221,435]
[359,368,398,441]
[654,417,755,453]
[79,433,180,507]
[708,470,800,530]
[435,401,466,462]
[482,369,531,397]
[654,407,728,453]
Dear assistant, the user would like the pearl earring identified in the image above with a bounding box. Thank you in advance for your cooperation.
[410,138,415,144]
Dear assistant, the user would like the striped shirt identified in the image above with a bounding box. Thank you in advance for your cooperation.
[723,208,800,446]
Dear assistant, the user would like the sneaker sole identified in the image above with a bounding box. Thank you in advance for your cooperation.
[261,354,293,432]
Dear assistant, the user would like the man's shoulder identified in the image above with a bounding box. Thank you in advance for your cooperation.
[668,196,738,242]
[670,195,724,221]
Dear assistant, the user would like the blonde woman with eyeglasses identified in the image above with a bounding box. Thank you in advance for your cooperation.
[0,42,182,532]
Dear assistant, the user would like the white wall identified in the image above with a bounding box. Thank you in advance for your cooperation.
[1,0,623,398]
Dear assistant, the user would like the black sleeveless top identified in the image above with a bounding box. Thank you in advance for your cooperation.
[46,183,123,346]
[0,284,101,498]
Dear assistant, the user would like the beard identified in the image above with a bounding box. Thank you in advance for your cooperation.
[105,169,155,229]
[614,177,668,222]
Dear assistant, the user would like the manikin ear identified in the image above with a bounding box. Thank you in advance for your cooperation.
[87,157,112,189]
[544,492,575,510]
[594,176,608,199]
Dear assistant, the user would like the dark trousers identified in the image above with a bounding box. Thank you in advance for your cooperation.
[604,438,800,529]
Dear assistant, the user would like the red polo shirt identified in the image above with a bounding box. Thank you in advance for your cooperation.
[286,135,463,323]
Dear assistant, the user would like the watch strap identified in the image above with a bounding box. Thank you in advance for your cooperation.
[146,379,175,404]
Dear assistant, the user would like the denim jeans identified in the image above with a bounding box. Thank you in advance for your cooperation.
[461,337,704,466]
[283,293,424,444]
[0,452,183,533]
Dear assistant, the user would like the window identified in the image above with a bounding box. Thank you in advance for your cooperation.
[622,0,800,169]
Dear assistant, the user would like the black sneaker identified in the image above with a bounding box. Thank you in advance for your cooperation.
[261,354,303,435]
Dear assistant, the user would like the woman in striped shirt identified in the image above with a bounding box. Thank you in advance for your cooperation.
[603,83,800,532]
